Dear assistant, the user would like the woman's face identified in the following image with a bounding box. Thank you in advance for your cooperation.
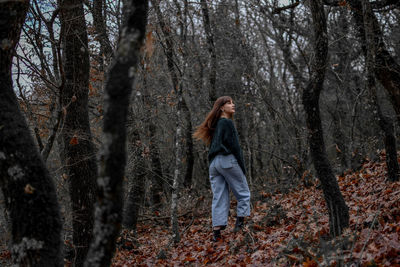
[221,100,235,117]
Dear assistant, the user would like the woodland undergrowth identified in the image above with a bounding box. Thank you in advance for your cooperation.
[113,154,400,267]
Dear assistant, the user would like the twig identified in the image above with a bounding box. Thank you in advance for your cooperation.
[358,211,380,262]
[156,196,204,259]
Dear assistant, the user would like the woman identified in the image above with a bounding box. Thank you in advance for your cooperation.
[193,96,251,241]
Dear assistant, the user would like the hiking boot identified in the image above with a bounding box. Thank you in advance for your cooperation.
[233,217,244,232]
[212,229,221,242]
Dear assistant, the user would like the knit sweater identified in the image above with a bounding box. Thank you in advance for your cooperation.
[208,118,246,174]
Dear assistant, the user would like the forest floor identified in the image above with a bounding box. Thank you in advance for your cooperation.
[112,155,400,266]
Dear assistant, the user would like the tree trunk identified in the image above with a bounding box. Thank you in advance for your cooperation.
[92,0,113,67]
[362,0,399,182]
[123,129,146,230]
[200,0,217,104]
[148,121,165,207]
[151,0,188,243]
[182,99,194,188]
[303,0,349,237]
[0,2,62,265]
[348,0,400,123]
[368,77,400,182]
[59,0,98,265]
[142,72,165,208]
[84,1,148,266]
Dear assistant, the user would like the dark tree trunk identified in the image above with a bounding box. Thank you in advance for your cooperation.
[348,0,400,123]
[141,72,164,208]
[84,1,148,266]
[182,99,194,188]
[59,0,98,265]
[123,129,146,230]
[92,0,113,67]
[330,110,349,171]
[149,121,165,207]
[0,2,62,266]
[362,0,399,182]
[369,78,399,182]
[200,0,217,104]
[303,0,349,237]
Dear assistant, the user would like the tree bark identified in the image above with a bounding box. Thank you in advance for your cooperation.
[0,1,62,265]
[84,0,148,266]
[303,0,349,237]
[59,0,98,265]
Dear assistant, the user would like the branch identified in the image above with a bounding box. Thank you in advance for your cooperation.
[272,1,300,14]
[323,0,400,10]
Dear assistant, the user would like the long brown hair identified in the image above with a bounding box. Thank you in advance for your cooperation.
[193,96,233,145]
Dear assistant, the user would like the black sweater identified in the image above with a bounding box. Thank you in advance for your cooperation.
[208,118,246,174]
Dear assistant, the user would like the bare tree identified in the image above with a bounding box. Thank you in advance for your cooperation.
[59,0,98,264]
[200,0,217,104]
[92,0,113,68]
[346,0,400,123]
[84,0,148,265]
[303,0,349,237]
[362,0,399,182]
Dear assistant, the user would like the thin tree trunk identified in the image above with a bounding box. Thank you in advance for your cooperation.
[84,1,148,266]
[148,122,165,207]
[142,70,165,207]
[0,2,62,265]
[92,0,113,67]
[59,1,97,265]
[123,129,146,230]
[182,98,194,188]
[303,0,349,237]
[151,0,187,243]
[200,0,217,104]
[171,97,184,243]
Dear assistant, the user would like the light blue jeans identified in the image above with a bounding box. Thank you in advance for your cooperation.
[209,154,251,227]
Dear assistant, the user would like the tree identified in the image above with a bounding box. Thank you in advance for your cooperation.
[59,0,98,264]
[92,0,113,69]
[0,1,62,265]
[84,0,148,265]
[346,0,400,123]
[362,0,399,182]
[200,0,217,104]
[303,0,349,237]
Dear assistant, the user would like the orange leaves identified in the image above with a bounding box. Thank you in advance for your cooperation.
[303,258,318,267]
[183,256,196,262]
[69,134,79,145]
[109,157,400,266]
[252,224,263,231]
[144,31,154,59]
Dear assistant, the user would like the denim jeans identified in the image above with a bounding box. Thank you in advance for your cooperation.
[209,154,251,227]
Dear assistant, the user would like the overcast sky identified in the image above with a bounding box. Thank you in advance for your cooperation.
[278,0,291,5]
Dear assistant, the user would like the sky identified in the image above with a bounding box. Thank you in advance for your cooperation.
[279,0,291,5]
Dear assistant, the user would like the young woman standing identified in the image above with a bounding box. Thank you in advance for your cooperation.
[193,96,251,241]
